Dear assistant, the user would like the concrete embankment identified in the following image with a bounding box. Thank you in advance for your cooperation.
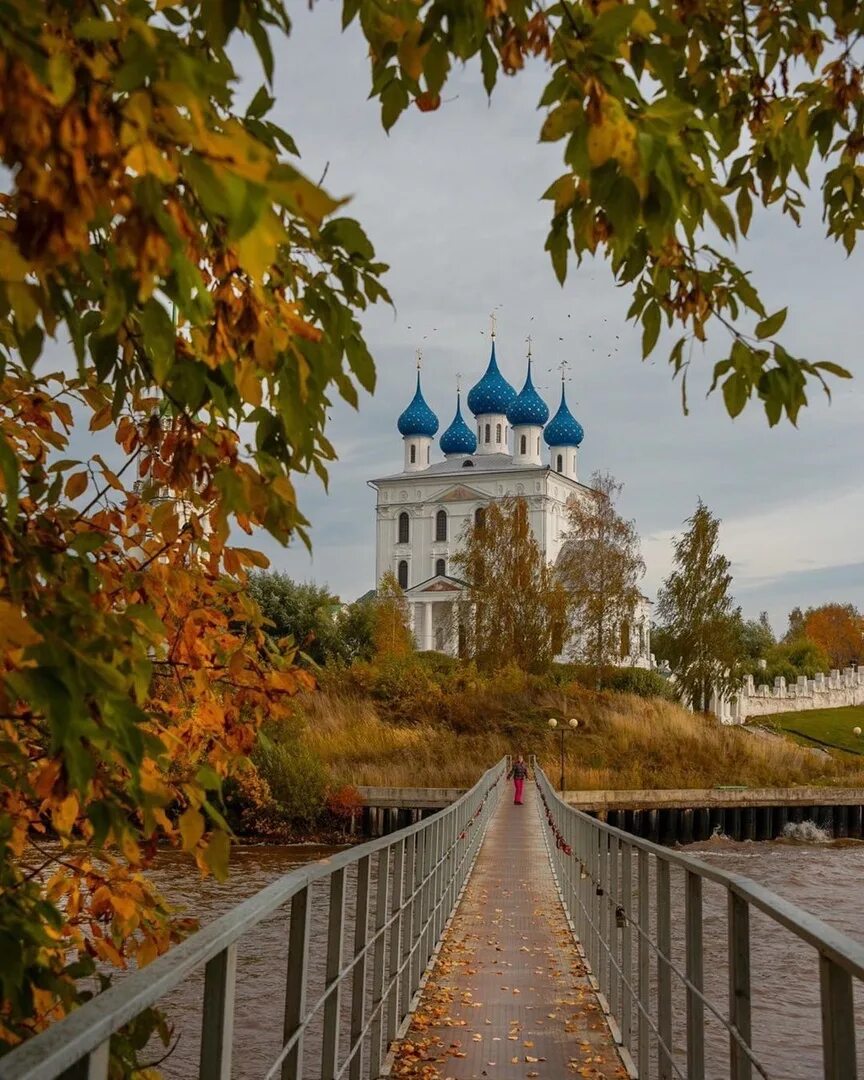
[565,786,864,842]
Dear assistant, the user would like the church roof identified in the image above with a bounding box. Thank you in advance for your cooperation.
[397,371,439,438]
[466,341,517,417]
[506,358,549,426]
[544,384,584,447]
[439,391,477,455]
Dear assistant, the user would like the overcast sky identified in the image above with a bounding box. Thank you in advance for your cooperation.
[233,4,863,633]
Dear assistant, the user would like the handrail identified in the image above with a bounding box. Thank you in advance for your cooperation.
[534,762,862,1079]
[0,759,507,1080]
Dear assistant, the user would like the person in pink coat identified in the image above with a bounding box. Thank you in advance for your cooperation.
[508,756,529,805]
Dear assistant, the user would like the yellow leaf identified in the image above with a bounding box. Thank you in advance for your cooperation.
[52,794,79,836]
[203,830,230,882]
[235,208,287,286]
[179,806,205,852]
[125,141,177,183]
[110,894,137,921]
[65,471,88,499]
[0,601,41,649]
[236,358,263,406]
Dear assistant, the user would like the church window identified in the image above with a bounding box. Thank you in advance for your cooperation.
[484,424,491,444]
[462,459,474,468]
[410,444,416,464]
[435,558,446,577]
[398,512,409,544]
[496,423,502,442]
[536,437,540,455]
[427,446,430,463]
[398,560,408,589]
[435,509,447,541]
[620,620,631,658]
[573,454,576,473]
[474,506,485,529]
[556,453,563,473]
[520,434,527,455]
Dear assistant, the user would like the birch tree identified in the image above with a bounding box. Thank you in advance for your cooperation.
[655,501,743,712]
[558,472,645,688]
[453,497,570,673]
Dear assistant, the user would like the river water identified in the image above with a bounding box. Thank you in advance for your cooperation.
[144,832,864,1079]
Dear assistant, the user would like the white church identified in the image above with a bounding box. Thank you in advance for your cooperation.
[368,327,652,664]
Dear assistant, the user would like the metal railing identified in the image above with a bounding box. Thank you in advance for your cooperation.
[534,764,864,1080]
[0,760,505,1080]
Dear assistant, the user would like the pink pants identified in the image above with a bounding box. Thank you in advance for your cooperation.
[513,778,524,804]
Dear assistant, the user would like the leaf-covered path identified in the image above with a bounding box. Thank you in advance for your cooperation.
[389,781,628,1079]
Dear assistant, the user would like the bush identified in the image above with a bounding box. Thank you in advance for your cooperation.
[252,740,327,823]
[604,667,679,701]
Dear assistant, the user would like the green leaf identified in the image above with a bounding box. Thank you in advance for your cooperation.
[140,299,176,384]
[321,217,374,260]
[0,433,19,523]
[480,39,498,97]
[48,52,75,106]
[545,219,568,285]
[736,185,753,236]
[813,360,852,379]
[642,301,661,357]
[722,371,748,417]
[246,85,274,120]
[755,308,787,339]
[381,79,409,133]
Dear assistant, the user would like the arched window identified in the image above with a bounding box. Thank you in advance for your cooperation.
[435,509,447,542]
[496,423,502,442]
[409,444,416,464]
[462,459,474,468]
[572,454,577,473]
[520,434,527,455]
[427,446,430,463]
[620,620,631,658]
[474,506,485,529]
[484,423,491,444]
[397,560,409,589]
[556,453,563,473]
[536,436,540,455]
[435,557,446,577]
[398,512,409,544]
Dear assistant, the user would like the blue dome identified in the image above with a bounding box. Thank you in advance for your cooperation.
[544,384,584,447]
[506,359,549,426]
[397,372,439,437]
[440,392,477,455]
[466,341,517,417]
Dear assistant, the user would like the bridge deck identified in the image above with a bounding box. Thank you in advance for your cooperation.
[389,781,627,1079]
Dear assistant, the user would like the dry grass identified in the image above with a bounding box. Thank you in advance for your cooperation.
[293,688,864,792]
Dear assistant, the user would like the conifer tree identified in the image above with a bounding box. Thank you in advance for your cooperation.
[453,497,570,674]
[656,501,743,712]
[559,473,645,689]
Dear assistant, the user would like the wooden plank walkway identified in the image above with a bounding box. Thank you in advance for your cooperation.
[388,781,628,1080]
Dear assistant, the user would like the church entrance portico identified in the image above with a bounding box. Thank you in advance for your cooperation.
[405,575,465,655]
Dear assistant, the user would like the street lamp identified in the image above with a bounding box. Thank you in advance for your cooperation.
[548,717,579,794]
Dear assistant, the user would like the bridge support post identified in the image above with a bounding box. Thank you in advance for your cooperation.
[199,945,238,1080]
[685,872,705,1080]
[321,868,345,1080]
[386,839,405,1048]
[819,954,858,1079]
[656,860,673,1079]
[728,892,752,1080]
[369,846,391,1077]
[282,886,310,1080]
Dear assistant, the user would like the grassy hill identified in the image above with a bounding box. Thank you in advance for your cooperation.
[755,705,864,757]
[294,659,864,791]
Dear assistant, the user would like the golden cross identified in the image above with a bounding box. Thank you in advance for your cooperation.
[416,348,422,371]
[489,311,497,338]
[455,371,462,393]
[526,333,533,359]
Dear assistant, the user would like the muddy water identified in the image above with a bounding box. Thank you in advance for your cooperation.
[145,833,864,1079]
[666,829,864,1079]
